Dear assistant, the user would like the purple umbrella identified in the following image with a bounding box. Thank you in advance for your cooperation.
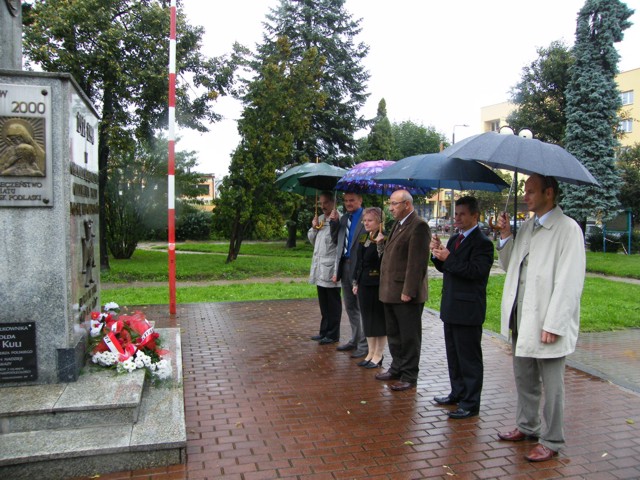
[336,160,430,196]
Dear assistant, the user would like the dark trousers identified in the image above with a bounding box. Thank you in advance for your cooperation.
[383,302,424,383]
[317,286,342,341]
[444,322,483,411]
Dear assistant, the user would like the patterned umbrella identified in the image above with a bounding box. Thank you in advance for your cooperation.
[335,160,431,196]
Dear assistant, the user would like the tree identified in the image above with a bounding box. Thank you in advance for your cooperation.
[261,0,370,164]
[507,41,574,145]
[23,0,241,268]
[216,38,326,262]
[390,120,446,160]
[362,98,394,161]
[618,143,640,225]
[105,135,202,258]
[561,0,633,226]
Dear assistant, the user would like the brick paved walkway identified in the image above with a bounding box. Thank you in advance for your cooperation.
[74,300,640,480]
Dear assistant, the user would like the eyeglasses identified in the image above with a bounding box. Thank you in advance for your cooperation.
[387,200,406,206]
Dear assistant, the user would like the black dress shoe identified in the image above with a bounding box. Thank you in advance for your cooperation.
[319,337,338,345]
[434,395,459,405]
[310,335,323,341]
[363,361,380,369]
[336,343,356,351]
[448,408,479,419]
[390,381,416,391]
[350,350,368,358]
[357,359,372,367]
[375,371,401,381]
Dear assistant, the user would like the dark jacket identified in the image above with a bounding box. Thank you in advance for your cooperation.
[431,227,494,325]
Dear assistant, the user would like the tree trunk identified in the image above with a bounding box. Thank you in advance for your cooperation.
[286,206,299,248]
[98,87,114,271]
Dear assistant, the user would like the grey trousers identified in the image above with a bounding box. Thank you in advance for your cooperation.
[512,336,566,452]
[340,276,367,352]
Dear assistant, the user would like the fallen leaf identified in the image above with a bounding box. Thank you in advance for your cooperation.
[602,452,608,457]
[404,440,414,446]
[360,401,367,404]
[626,419,635,425]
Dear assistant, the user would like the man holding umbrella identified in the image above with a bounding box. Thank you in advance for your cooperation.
[329,193,368,358]
[496,174,586,462]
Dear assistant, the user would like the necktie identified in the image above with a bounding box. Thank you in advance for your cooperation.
[343,214,352,256]
[454,233,465,250]
[534,218,542,230]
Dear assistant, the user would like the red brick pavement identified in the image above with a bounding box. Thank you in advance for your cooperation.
[74,300,640,480]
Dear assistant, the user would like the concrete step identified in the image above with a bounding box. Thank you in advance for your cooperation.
[0,328,185,479]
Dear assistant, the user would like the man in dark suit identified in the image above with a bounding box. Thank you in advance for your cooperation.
[431,196,494,419]
[377,190,430,391]
[329,193,368,358]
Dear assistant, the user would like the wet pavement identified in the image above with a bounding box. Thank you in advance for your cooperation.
[75,299,640,480]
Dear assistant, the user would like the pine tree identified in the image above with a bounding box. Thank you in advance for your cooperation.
[364,99,394,161]
[561,0,633,225]
[260,0,370,164]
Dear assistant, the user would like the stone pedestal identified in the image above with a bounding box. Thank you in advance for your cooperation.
[0,70,100,385]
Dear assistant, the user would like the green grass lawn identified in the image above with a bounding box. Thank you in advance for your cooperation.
[102,241,640,332]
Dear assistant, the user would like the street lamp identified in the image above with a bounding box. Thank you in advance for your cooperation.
[449,124,469,233]
[498,126,533,235]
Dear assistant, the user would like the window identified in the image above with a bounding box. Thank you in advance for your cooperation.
[619,119,633,133]
[488,120,500,132]
[620,90,634,105]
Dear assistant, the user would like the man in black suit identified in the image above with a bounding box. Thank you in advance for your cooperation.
[329,193,368,358]
[430,196,494,419]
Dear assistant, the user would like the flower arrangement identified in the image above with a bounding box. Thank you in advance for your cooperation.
[88,302,171,380]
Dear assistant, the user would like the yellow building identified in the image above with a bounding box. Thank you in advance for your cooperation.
[480,68,640,147]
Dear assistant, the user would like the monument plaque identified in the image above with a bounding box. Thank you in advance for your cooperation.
[0,83,53,206]
[0,322,37,382]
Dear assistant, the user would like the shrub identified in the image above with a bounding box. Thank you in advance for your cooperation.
[176,211,212,241]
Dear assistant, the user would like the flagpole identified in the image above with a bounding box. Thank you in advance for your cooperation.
[167,0,177,314]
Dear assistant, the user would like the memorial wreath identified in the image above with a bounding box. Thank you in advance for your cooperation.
[87,302,171,379]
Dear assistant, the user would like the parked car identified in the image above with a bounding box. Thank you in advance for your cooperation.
[477,221,491,236]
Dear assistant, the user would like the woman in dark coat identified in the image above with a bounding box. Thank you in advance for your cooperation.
[352,207,387,368]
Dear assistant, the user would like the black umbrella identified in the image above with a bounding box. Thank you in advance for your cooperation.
[275,162,347,196]
[441,131,598,186]
[374,153,509,226]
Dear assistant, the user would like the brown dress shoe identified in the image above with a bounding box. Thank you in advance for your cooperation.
[497,428,537,442]
[390,381,416,391]
[525,443,558,462]
[375,371,400,381]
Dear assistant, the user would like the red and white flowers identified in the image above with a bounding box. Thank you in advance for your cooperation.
[88,303,171,379]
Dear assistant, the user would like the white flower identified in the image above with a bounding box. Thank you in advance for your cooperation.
[104,302,120,313]
[152,358,172,380]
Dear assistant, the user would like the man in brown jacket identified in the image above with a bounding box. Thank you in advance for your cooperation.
[376,190,431,391]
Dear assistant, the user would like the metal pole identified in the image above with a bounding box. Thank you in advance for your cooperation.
[513,170,518,235]
[167,0,177,314]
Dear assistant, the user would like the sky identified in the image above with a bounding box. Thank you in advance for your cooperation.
[178,0,640,178]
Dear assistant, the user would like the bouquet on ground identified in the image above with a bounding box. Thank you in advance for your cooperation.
[88,302,171,379]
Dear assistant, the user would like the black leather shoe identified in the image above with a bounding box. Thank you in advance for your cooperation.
[375,371,401,381]
[363,361,380,369]
[336,343,356,351]
[434,395,459,405]
[319,337,338,345]
[310,335,323,341]
[448,408,479,419]
[350,350,368,358]
[357,359,372,367]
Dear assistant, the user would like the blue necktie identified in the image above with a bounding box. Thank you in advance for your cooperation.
[343,214,352,256]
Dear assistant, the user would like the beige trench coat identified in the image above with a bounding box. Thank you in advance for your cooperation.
[498,206,585,358]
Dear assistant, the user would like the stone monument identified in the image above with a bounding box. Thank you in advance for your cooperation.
[0,1,101,385]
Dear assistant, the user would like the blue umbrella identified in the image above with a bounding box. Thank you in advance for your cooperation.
[374,153,509,226]
[373,153,509,192]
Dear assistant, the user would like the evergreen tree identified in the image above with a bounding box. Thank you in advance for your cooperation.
[260,0,370,164]
[363,98,394,161]
[561,0,633,225]
[507,41,574,145]
[215,38,326,262]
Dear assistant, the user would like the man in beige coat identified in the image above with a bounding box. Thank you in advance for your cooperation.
[376,190,430,391]
[496,174,585,462]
